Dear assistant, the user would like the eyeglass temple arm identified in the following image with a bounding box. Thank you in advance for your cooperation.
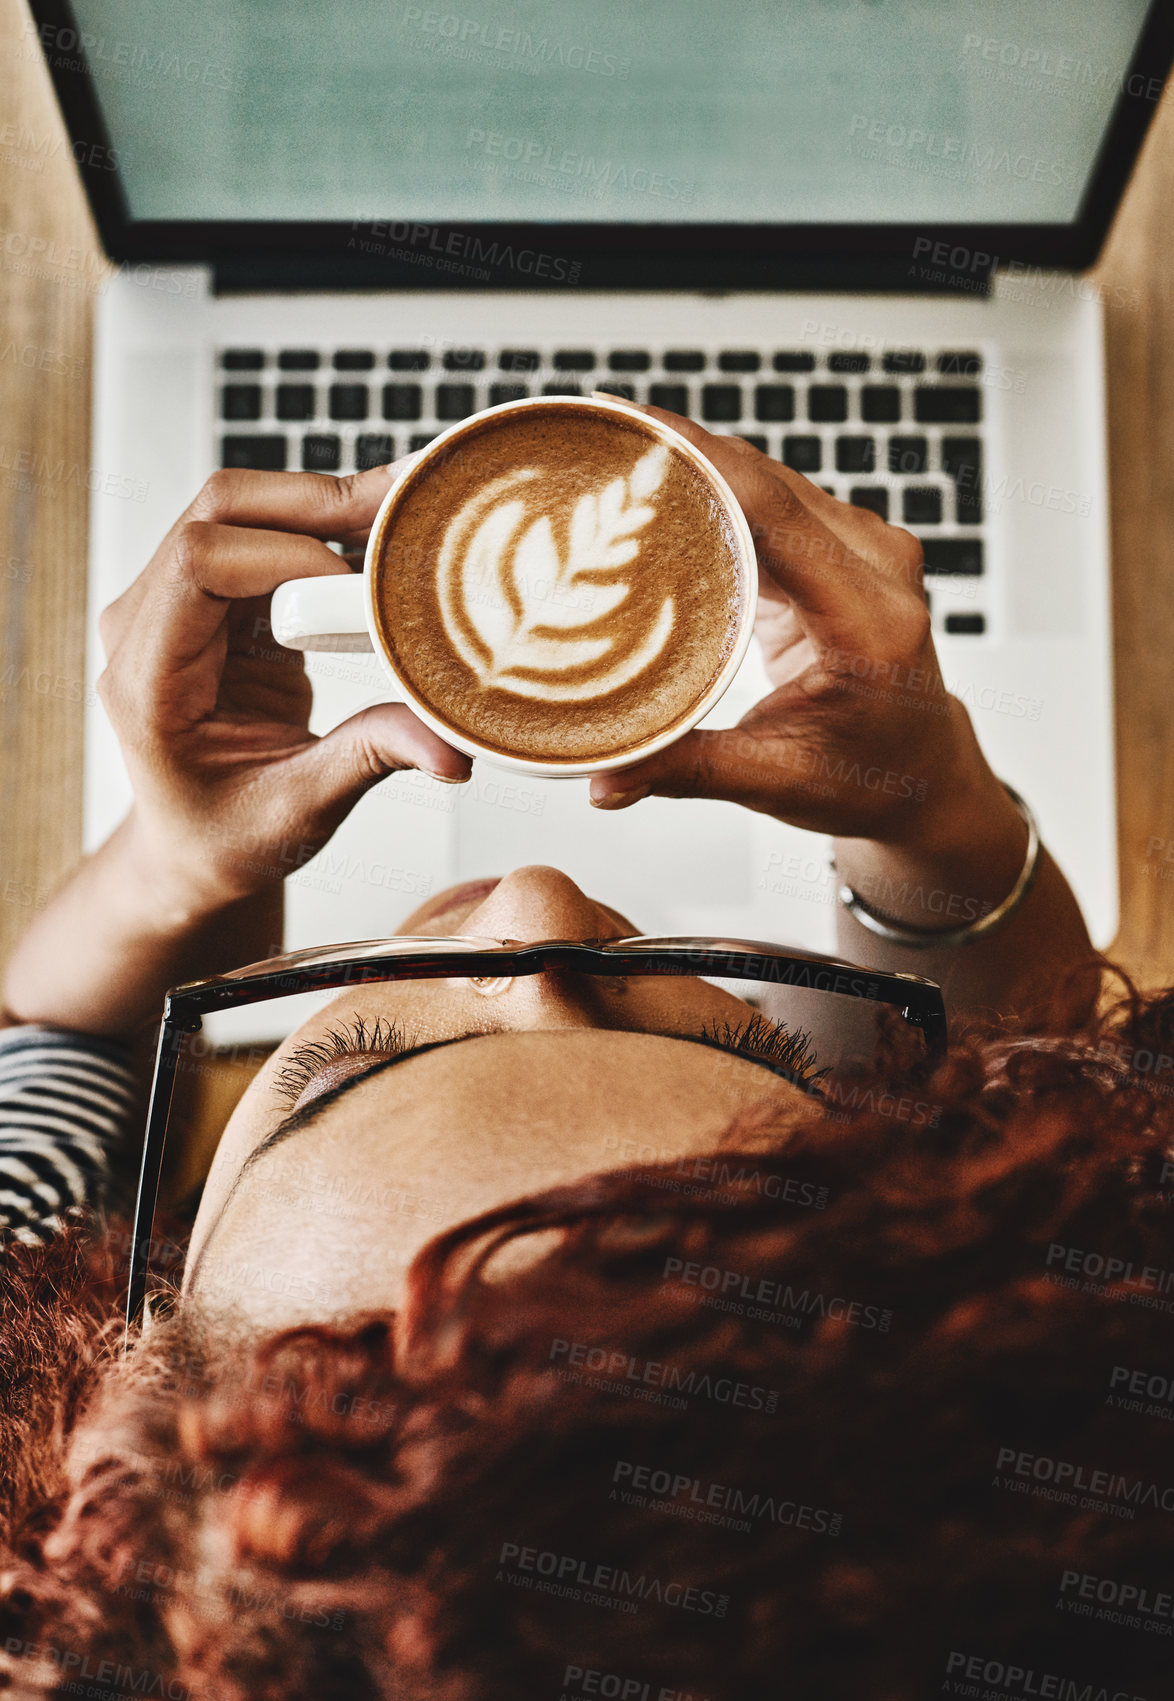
[124,1000,199,1336]
[901,998,949,1058]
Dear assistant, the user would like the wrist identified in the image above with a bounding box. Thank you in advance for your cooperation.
[2,815,284,1040]
[833,724,1028,934]
[115,811,246,933]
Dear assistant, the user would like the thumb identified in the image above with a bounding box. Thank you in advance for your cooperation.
[292,701,473,823]
[588,727,792,814]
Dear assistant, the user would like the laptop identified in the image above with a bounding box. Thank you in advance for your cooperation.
[33,0,1174,972]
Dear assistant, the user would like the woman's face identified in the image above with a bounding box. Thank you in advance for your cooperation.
[183,867,817,1328]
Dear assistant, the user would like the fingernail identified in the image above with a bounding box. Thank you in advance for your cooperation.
[590,786,649,811]
[426,769,468,786]
[589,389,644,408]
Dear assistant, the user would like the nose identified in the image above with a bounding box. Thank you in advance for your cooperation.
[461,865,629,943]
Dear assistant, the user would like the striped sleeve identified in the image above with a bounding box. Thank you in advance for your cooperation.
[0,1025,137,1246]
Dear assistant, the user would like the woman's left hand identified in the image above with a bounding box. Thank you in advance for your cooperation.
[97,461,471,917]
[4,461,473,1037]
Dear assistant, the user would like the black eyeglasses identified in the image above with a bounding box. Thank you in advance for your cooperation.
[126,934,946,1334]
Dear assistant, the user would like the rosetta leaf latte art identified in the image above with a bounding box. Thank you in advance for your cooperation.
[436,445,678,703]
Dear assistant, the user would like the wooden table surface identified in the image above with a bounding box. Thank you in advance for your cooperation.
[2,0,1173,986]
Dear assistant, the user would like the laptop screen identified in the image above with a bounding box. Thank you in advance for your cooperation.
[65,0,1152,229]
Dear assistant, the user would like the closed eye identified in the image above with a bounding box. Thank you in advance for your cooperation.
[271,1009,823,1118]
[272,1014,417,1108]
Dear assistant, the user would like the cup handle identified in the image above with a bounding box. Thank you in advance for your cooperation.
[270,574,374,653]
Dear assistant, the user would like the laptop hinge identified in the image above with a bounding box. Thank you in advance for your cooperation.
[211,250,994,297]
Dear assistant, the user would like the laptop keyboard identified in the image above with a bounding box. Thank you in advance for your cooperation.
[218,343,989,635]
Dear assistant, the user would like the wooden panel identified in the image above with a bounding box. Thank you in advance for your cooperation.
[0,0,107,962]
[1092,91,1174,986]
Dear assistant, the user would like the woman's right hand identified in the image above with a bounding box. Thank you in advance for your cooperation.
[586,412,1101,1028]
[589,410,1005,852]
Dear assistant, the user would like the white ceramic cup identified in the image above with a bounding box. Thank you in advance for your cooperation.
[270,395,758,778]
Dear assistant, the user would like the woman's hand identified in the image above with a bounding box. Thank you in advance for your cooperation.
[97,462,471,919]
[2,462,472,1038]
[586,410,1096,1024]
[588,411,991,847]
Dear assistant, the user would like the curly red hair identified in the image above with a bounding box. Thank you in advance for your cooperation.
[2,989,1174,1698]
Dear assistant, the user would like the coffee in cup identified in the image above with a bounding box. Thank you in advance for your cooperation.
[270,396,756,776]
[372,401,746,764]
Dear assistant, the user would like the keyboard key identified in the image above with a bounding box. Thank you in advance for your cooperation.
[782,435,822,473]
[598,381,636,400]
[302,434,341,472]
[754,384,795,423]
[828,352,869,374]
[278,349,319,371]
[500,349,539,373]
[334,350,375,371]
[663,350,705,372]
[861,385,901,424]
[382,383,423,421]
[940,437,982,477]
[945,611,986,635]
[389,350,430,371]
[888,435,929,475]
[808,385,848,423]
[835,437,876,474]
[701,384,742,423]
[221,435,286,470]
[718,350,760,372]
[542,382,582,396]
[609,350,650,371]
[409,433,435,452]
[356,433,395,470]
[941,437,983,523]
[489,383,529,406]
[221,349,264,371]
[914,386,982,424]
[553,349,595,371]
[937,351,982,376]
[882,351,925,374]
[436,383,475,420]
[649,383,688,412]
[275,383,315,422]
[221,383,262,421]
[773,351,816,372]
[329,383,369,421]
[849,487,888,519]
[902,487,943,525]
[922,538,984,577]
[956,487,984,525]
[443,348,485,372]
[740,434,768,451]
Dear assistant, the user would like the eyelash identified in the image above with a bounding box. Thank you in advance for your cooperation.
[271,1008,825,1108]
[272,1014,414,1106]
[700,1012,826,1092]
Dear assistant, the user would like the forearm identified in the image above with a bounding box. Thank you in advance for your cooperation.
[832,727,1098,1029]
[1,814,283,1040]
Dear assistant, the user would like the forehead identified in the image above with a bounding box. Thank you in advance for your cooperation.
[186,1029,810,1328]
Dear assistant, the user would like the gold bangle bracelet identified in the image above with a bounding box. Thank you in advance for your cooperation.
[835,783,1041,948]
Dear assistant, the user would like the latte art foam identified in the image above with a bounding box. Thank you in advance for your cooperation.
[438,442,674,702]
[372,406,743,763]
